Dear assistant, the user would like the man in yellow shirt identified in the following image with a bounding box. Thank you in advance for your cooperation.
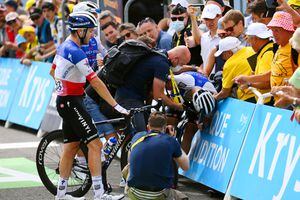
[234,23,274,104]
[234,11,298,103]
[213,36,255,101]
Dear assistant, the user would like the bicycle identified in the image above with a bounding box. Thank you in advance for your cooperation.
[36,101,162,197]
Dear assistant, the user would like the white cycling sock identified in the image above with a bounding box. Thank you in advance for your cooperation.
[92,175,104,198]
[56,177,68,197]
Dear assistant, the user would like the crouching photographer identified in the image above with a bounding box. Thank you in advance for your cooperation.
[126,111,189,200]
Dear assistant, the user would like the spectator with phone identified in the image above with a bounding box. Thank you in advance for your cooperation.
[246,0,274,24]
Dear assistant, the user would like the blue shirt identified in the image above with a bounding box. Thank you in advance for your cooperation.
[37,19,53,44]
[128,132,182,189]
[157,30,172,51]
[115,54,170,101]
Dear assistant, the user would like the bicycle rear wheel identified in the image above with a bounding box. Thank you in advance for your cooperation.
[36,130,92,197]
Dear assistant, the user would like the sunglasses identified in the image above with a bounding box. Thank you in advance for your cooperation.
[122,32,131,38]
[171,16,185,21]
[224,23,237,32]
[7,19,16,25]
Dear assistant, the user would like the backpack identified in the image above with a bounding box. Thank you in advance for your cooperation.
[99,39,167,88]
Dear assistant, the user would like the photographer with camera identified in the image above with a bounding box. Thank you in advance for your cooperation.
[126,111,189,200]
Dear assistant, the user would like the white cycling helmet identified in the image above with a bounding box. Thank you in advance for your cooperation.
[68,11,98,30]
[73,1,100,14]
[192,88,216,119]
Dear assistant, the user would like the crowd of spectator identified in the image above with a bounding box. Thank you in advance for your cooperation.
[0,0,299,115]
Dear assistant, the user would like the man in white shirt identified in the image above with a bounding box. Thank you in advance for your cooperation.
[199,4,222,70]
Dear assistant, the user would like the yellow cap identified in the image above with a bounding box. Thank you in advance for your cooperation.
[288,0,300,6]
[25,0,36,11]
[19,25,35,36]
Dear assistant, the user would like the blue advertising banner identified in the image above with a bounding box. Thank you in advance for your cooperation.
[0,58,24,120]
[230,105,300,200]
[7,61,55,129]
[179,98,256,193]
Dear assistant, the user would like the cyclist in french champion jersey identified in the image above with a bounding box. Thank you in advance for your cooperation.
[51,11,126,200]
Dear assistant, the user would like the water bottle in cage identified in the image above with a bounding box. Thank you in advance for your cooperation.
[103,137,117,155]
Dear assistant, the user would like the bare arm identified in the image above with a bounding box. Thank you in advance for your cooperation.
[188,6,202,45]
[152,78,183,111]
[204,47,217,77]
[174,149,189,171]
[277,0,300,27]
[214,88,231,101]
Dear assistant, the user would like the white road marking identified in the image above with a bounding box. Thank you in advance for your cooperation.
[0,167,41,183]
[0,142,59,149]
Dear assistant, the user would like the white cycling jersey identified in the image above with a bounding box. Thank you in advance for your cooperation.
[52,39,96,96]
[174,71,217,94]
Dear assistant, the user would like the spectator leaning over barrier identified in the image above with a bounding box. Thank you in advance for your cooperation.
[271,28,300,122]
[246,0,274,25]
[126,111,189,200]
[234,23,274,105]
[137,17,173,51]
[101,22,123,48]
[19,25,39,64]
[213,37,256,102]
[234,11,299,103]
[29,7,55,63]
[222,9,248,46]
[3,12,24,58]
[118,23,138,40]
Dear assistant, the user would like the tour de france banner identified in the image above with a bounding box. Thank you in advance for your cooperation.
[230,105,300,200]
[0,58,25,120]
[179,98,256,193]
[7,61,55,130]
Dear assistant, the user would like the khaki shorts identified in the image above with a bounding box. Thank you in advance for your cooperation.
[128,187,189,200]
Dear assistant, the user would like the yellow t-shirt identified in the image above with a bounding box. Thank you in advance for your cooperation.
[255,42,274,102]
[222,47,255,101]
[271,43,294,87]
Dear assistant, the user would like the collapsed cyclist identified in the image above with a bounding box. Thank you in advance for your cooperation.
[51,11,126,200]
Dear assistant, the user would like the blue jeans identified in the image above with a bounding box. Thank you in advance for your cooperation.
[84,95,115,137]
[115,97,147,133]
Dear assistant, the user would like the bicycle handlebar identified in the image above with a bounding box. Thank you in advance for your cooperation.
[94,99,163,125]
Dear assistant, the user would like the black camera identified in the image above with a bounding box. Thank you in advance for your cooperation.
[265,0,278,8]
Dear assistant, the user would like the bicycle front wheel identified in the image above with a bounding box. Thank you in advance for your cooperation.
[36,130,92,197]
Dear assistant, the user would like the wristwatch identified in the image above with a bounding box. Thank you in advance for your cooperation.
[292,97,298,107]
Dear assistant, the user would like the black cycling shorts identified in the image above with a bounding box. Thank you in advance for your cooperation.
[56,95,98,144]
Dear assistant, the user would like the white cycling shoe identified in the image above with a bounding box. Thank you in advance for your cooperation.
[55,194,85,200]
[94,193,125,200]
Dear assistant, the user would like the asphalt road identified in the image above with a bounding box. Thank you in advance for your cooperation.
[0,121,222,200]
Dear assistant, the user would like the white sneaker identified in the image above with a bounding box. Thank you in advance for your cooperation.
[55,194,86,200]
[94,194,125,200]
[119,178,126,188]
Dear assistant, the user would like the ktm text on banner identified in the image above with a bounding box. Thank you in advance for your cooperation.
[7,61,55,130]
[0,58,24,120]
[179,98,256,193]
[230,105,300,200]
